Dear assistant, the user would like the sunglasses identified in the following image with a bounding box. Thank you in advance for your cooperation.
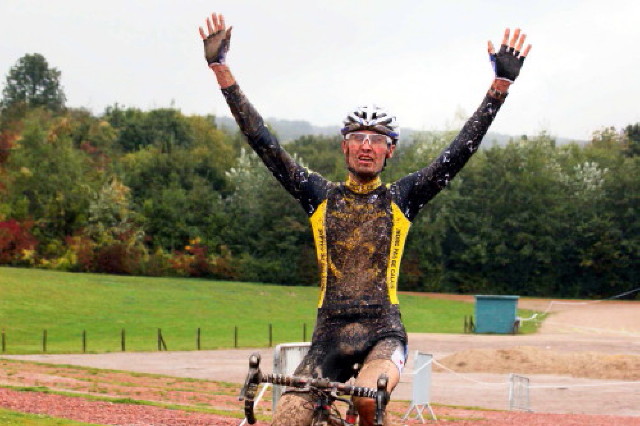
[345,132,391,147]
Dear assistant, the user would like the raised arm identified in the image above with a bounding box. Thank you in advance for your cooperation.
[198,13,332,215]
[392,28,531,221]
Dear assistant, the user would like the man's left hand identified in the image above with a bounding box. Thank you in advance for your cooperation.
[488,28,532,84]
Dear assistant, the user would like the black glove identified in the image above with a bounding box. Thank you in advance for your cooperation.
[203,28,232,65]
[489,44,526,83]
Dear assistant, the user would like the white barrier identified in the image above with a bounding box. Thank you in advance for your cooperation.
[508,373,531,411]
[271,342,311,412]
[403,352,437,423]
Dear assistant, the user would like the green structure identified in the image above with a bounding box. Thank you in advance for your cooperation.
[474,295,520,334]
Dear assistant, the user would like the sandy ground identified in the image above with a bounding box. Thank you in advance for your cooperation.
[4,295,640,419]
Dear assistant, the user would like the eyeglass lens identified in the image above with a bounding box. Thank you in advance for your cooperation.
[347,133,389,146]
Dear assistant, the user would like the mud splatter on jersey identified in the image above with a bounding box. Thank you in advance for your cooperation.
[222,83,503,378]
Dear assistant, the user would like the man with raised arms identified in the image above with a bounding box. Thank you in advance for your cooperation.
[198,12,531,426]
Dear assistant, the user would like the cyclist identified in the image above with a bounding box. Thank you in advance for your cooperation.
[198,12,531,426]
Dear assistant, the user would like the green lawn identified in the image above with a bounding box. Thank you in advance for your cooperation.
[0,408,97,425]
[0,267,542,354]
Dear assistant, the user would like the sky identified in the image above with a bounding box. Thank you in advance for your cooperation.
[1,0,639,141]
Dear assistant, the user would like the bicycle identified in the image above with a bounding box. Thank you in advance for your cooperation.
[239,353,390,426]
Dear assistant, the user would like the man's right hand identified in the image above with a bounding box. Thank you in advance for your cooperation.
[199,13,232,65]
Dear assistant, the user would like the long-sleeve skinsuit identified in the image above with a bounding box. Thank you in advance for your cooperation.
[222,84,504,380]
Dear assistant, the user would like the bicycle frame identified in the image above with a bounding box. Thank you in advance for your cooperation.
[239,352,389,426]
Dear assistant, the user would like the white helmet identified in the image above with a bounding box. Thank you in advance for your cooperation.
[341,104,400,144]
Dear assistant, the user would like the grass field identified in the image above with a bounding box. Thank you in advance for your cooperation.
[0,407,93,425]
[0,267,542,354]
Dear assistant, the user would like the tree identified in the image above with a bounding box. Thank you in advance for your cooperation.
[624,123,640,157]
[4,110,102,249]
[1,53,66,112]
[287,135,344,181]
[223,149,315,285]
[439,134,570,296]
[104,106,195,153]
[0,131,15,166]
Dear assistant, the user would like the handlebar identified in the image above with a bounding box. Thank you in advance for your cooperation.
[262,374,380,399]
[239,352,390,425]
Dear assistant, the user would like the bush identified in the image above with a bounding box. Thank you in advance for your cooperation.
[92,242,145,275]
[165,239,239,279]
[141,248,175,277]
[0,219,38,264]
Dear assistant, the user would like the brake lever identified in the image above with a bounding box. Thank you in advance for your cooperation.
[374,373,389,426]
[238,353,261,425]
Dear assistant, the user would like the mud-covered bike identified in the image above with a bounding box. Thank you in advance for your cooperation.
[239,353,390,425]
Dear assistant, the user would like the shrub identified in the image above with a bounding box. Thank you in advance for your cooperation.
[166,239,238,279]
[0,219,38,264]
[140,248,174,277]
[92,242,143,275]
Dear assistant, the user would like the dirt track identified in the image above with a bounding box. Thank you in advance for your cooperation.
[3,295,640,422]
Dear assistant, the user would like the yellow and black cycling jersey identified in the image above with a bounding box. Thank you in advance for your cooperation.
[222,83,504,357]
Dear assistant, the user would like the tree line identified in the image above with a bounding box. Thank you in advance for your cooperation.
[1,53,638,298]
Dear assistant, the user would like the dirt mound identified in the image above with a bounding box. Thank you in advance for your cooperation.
[435,345,640,380]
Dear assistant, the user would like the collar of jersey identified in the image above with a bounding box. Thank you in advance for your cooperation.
[345,176,382,194]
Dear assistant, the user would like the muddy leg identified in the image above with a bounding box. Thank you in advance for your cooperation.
[271,391,315,426]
